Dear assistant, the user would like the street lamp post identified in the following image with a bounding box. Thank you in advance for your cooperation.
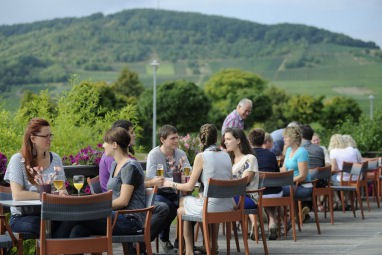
[151,59,160,148]
[369,95,374,120]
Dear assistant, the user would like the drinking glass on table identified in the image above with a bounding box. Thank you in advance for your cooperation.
[73,175,84,196]
[156,164,164,177]
[53,174,65,194]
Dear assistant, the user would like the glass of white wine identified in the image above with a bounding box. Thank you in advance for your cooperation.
[73,175,84,196]
[53,174,65,194]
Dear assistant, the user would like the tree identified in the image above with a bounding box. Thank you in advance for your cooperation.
[138,80,211,149]
[320,96,362,129]
[112,66,145,104]
[204,69,271,128]
[263,85,291,131]
[283,94,324,124]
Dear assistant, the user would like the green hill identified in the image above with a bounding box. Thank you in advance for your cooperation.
[0,8,381,113]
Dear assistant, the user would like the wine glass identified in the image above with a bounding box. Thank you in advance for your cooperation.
[73,175,84,196]
[53,174,65,194]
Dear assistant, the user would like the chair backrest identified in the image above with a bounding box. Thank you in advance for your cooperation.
[367,159,379,170]
[87,175,103,194]
[258,171,294,188]
[41,190,112,221]
[204,177,247,199]
[145,186,157,208]
[350,162,367,178]
[40,191,113,254]
[309,165,332,181]
[342,161,353,173]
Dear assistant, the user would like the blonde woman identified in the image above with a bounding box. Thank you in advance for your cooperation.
[280,126,312,199]
[342,134,362,163]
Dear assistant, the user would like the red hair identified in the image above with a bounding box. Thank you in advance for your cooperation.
[21,118,50,184]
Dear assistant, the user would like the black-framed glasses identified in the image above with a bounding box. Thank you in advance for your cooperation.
[34,134,54,139]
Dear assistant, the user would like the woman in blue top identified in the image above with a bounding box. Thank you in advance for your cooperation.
[280,126,312,199]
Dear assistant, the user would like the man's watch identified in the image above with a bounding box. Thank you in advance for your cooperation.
[172,182,177,189]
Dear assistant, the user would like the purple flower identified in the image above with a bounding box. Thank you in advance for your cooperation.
[62,145,103,166]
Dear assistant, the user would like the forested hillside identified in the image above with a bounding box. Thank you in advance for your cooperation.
[0,8,380,93]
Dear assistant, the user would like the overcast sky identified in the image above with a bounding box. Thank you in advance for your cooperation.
[1,0,381,47]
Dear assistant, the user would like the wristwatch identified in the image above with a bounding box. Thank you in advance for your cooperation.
[172,182,177,189]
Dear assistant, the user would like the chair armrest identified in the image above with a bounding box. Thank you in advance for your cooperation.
[246,187,266,194]
[331,170,342,175]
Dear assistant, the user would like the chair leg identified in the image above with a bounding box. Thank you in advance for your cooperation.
[241,218,250,255]
[202,222,211,255]
[328,190,334,224]
[356,189,365,219]
[258,207,269,255]
[297,201,302,232]
[225,222,231,255]
[290,202,297,242]
[178,215,184,255]
[364,184,371,211]
[375,180,381,208]
[231,222,240,252]
[312,193,321,234]
[340,191,346,213]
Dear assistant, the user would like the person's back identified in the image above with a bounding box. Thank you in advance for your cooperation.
[201,149,233,212]
[330,146,359,170]
[254,147,282,195]
[300,124,325,169]
[270,128,284,156]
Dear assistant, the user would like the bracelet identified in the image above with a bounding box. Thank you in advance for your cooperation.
[172,182,177,189]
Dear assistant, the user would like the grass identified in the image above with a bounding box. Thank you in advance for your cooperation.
[3,46,382,115]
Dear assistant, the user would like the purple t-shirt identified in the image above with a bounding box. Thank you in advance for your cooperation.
[99,154,114,192]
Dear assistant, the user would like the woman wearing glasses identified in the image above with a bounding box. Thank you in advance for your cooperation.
[4,117,70,237]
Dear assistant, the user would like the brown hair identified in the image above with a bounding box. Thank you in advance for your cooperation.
[199,124,218,151]
[21,118,50,184]
[158,124,177,145]
[103,127,131,154]
[248,128,265,147]
[222,128,255,162]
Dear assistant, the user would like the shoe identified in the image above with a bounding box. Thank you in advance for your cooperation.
[160,240,174,252]
[302,206,310,222]
[269,225,278,240]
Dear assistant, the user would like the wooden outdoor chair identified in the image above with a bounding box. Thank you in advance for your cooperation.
[365,159,380,208]
[0,186,23,255]
[87,176,157,255]
[331,162,368,219]
[38,191,113,254]
[255,171,297,241]
[178,177,250,255]
[309,165,334,224]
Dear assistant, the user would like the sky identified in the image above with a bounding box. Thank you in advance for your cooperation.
[0,0,381,48]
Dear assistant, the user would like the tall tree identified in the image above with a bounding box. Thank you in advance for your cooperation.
[138,80,210,149]
[204,69,271,128]
[112,66,144,104]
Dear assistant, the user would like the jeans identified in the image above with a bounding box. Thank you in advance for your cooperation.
[10,215,78,238]
[282,185,312,199]
[69,211,142,237]
[150,201,170,241]
[155,192,178,242]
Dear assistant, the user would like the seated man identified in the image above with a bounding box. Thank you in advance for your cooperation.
[146,124,190,252]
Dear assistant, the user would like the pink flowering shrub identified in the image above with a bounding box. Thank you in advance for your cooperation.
[178,134,199,164]
[62,144,103,166]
